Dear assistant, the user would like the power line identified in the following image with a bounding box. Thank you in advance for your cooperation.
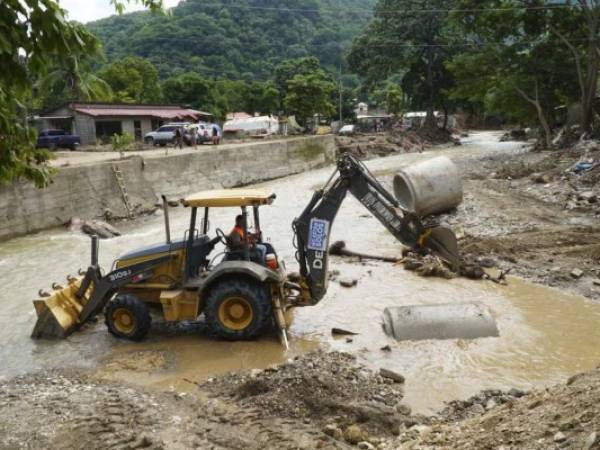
[108,34,593,49]
[185,2,574,15]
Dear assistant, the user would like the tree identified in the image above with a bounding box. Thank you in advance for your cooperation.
[348,0,455,129]
[550,1,600,134]
[0,0,163,187]
[36,24,113,110]
[162,72,214,109]
[284,72,336,125]
[449,0,582,146]
[98,56,162,103]
[274,57,322,110]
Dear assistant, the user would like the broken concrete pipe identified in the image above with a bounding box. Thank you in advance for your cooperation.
[393,156,463,216]
[382,303,499,341]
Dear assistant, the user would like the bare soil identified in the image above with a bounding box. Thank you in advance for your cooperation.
[438,139,600,300]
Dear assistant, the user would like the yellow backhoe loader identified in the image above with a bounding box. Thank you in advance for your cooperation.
[32,154,459,347]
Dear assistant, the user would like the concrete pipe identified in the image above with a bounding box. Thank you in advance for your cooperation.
[393,156,463,216]
[382,303,499,342]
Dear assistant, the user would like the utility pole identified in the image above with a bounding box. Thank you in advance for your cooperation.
[338,63,343,125]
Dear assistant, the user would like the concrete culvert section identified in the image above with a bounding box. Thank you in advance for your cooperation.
[393,156,463,216]
[382,303,499,341]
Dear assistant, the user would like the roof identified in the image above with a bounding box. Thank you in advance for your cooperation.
[226,112,253,120]
[182,189,276,208]
[41,102,212,119]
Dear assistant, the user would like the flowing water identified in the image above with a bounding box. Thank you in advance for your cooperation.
[1,132,599,413]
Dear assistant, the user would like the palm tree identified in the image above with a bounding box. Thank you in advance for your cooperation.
[38,24,112,103]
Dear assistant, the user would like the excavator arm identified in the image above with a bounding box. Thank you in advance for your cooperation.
[293,153,459,304]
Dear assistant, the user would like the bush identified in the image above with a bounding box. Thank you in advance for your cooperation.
[111,131,135,158]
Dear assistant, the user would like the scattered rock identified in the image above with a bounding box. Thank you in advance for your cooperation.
[81,219,121,239]
[579,191,597,203]
[344,424,367,445]
[396,404,412,415]
[379,368,405,384]
[584,432,598,450]
[485,399,497,410]
[324,424,343,440]
[380,345,392,352]
[358,441,375,450]
[593,279,600,286]
[508,388,526,398]
[339,277,358,288]
[571,268,584,279]
[411,424,432,435]
[554,431,567,443]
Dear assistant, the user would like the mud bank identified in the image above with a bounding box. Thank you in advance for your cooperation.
[0,135,335,242]
[5,350,600,450]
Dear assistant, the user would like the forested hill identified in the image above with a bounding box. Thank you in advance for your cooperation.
[87,0,375,80]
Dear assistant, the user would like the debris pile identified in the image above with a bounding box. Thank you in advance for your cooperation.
[336,127,460,159]
[499,128,530,142]
[201,351,414,438]
[401,367,600,450]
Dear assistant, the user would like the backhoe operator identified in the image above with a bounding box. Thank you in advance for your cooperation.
[229,215,267,263]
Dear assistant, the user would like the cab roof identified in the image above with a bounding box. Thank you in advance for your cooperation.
[182,188,276,207]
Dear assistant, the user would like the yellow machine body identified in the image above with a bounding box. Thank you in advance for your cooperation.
[31,277,91,338]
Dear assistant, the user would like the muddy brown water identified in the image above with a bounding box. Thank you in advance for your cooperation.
[1,132,599,414]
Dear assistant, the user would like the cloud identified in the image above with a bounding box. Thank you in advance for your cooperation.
[58,0,180,24]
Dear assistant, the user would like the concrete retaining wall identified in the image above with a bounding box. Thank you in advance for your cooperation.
[0,135,336,241]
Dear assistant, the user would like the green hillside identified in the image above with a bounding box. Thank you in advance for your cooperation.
[88,0,375,80]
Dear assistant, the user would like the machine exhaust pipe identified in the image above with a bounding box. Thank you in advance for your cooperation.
[91,234,99,266]
[162,195,171,244]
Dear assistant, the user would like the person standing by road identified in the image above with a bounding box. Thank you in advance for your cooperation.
[190,126,198,149]
[174,126,184,149]
[212,125,220,145]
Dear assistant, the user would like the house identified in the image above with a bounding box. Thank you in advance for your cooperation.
[34,102,212,146]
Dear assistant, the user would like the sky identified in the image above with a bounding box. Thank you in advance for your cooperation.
[58,0,180,24]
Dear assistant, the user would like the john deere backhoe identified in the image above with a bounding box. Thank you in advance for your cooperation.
[32,154,459,347]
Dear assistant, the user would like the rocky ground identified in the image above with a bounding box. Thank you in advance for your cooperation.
[440,138,600,300]
[335,127,461,159]
[3,351,600,450]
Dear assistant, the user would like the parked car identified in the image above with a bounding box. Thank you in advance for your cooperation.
[338,124,356,136]
[144,124,187,146]
[183,123,211,145]
[36,129,81,150]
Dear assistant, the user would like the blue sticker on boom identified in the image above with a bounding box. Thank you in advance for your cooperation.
[307,218,330,251]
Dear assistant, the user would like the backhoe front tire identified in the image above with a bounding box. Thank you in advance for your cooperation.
[105,295,151,341]
[205,279,272,341]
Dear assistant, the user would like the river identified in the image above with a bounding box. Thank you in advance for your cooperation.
[2,131,600,414]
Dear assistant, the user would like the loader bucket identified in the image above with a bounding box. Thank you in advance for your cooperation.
[31,277,87,339]
[420,225,460,272]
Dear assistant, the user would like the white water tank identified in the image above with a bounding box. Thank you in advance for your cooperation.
[393,156,463,216]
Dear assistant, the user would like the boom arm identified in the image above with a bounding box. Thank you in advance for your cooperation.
[292,153,458,304]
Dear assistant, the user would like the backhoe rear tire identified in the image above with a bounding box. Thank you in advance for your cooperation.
[205,278,272,341]
[105,295,151,341]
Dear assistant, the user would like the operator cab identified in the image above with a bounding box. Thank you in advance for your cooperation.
[181,188,279,278]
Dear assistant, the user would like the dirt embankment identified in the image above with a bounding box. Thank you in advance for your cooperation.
[336,127,461,159]
[433,139,600,300]
[0,352,413,450]
[4,351,600,450]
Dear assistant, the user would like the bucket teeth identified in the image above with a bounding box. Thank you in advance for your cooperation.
[52,282,64,290]
[38,289,51,298]
[66,275,77,284]
[78,268,86,276]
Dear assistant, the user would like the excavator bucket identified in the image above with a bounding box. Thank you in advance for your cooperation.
[31,277,88,339]
[420,225,460,272]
